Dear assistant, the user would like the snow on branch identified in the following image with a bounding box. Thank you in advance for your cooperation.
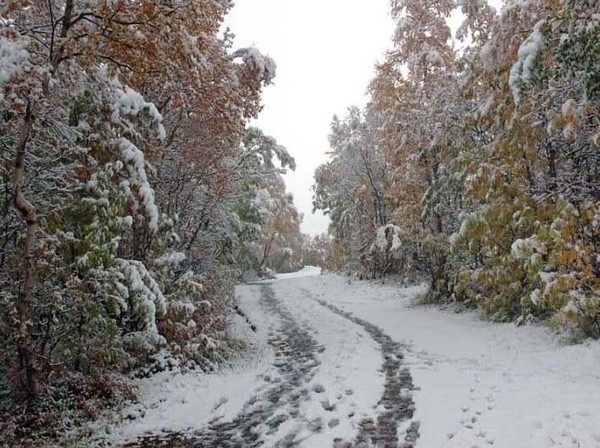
[112,83,166,140]
[374,224,403,253]
[0,33,29,85]
[509,20,546,104]
[232,47,277,85]
[117,137,160,232]
[118,259,167,345]
[259,135,296,171]
[0,31,31,105]
[154,251,186,267]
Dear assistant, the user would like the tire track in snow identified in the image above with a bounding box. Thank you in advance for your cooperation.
[311,296,420,448]
[123,284,323,448]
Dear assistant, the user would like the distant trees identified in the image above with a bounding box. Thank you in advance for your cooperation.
[233,127,303,275]
[298,234,332,270]
[313,107,390,276]
[0,0,301,436]
[314,0,600,337]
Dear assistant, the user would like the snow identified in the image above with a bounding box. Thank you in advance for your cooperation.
[509,20,546,104]
[232,47,277,85]
[117,138,160,232]
[118,259,167,343]
[302,276,600,448]
[111,358,268,441]
[391,233,402,251]
[275,265,322,280]
[0,34,29,85]
[375,224,402,252]
[529,288,541,306]
[261,279,384,446]
[561,98,579,140]
[510,235,543,260]
[112,85,166,140]
[395,16,412,41]
[562,98,578,119]
[154,251,186,267]
[450,216,472,246]
[99,274,600,448]
[480,41,498,71]
[103,284,278,444]
[252,187,275,218]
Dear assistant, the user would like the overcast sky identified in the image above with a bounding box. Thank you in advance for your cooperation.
[226,0,395,236]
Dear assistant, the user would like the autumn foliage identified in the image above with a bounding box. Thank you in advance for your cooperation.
[0,0,301,442]
[314,0,600,338]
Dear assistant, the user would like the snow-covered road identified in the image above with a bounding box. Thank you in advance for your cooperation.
[111,268,600,448]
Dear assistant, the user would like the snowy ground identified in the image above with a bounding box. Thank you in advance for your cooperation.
[100,268,600,448]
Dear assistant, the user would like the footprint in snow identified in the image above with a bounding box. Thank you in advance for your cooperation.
[312,384,325,393]
[328,418,340,428]
[321,399,337,412]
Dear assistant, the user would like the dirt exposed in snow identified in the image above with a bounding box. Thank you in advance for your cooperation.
[124,284,325,447]
[314,298,419,448]
[106,271,600,448]
[124,281,419,448]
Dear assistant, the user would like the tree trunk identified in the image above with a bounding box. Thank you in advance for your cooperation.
[10,0,75,399]
[13,104,40,399]
[260,235,274,271]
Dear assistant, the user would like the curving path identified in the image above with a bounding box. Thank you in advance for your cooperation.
[122,281,418,448]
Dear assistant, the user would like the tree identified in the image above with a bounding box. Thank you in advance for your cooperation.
[317,0,600,337]
[233,128,302,275]
[367,0,460,289]
[0,0,293,425]
[313,106,390,276]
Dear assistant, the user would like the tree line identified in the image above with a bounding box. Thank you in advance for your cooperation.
[0,0,309,440]
[314,0,600,338]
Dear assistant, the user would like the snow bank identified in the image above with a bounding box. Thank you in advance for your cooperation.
[296,275,600,448]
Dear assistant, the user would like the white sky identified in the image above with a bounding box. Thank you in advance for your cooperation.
[226,0,395,236]
[226,1,504,237]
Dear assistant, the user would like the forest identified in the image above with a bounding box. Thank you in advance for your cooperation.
[314,0,600,338]
[0,0,327,442]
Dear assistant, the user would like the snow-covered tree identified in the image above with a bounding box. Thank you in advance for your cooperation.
[317,0,600,337]
[313,106,390,277]
[0,1,295,432]
[232,128,302,275]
